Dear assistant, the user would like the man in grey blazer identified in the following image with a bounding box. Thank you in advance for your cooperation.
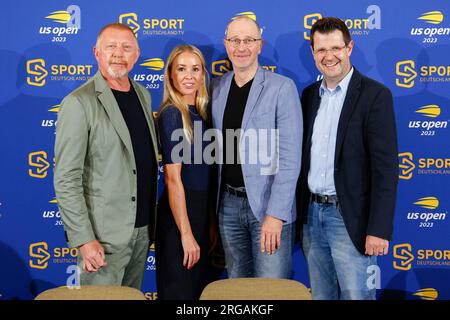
[211,16,303,278]
[54,23,159,289]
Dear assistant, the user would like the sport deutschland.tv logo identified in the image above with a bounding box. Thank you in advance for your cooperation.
[119,13,184,37]
[393,243,414,271]
[212,60,232,77]
[303,5,381,40]
[411,10,449,43]
[393,243,450,271]
[29,242,51,269]
[27,59,48,87]
[396,59,450,88]
[119,13,140,35]
[396,60,417,88]
[28,151,50,179]
[29,242,79,269]
[26,58,93,87]
[399,152,415,180]
[398,152,450,180]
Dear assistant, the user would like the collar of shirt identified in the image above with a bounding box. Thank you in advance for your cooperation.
[319,66,354,98]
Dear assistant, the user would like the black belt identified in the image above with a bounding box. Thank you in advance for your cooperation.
[311,193,338,205]
[225,184,247,198]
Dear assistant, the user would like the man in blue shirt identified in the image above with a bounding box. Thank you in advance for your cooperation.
[297,17,398,299]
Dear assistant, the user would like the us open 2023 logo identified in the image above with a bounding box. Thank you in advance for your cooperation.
[38,4,81,42]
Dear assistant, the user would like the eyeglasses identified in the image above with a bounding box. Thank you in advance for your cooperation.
[225,37,262,48]
[313,45,347,56]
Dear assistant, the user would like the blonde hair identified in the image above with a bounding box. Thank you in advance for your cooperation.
[159,45,209,143]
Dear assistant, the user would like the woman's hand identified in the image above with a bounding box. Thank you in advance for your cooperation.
[181,232,200,269]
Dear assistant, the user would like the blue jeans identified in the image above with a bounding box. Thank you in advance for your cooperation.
[218,191,294,278]
[302,202,377,300]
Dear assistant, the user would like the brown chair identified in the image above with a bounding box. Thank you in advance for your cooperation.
[34,285,146,300]
[199,278,312,300]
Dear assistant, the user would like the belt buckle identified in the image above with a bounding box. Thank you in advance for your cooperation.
[226,184,245,197]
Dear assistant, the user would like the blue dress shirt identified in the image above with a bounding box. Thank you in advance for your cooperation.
[308,67,354,195]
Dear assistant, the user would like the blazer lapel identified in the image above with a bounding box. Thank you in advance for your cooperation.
[241,67,264,131]
[215,71,234,132]
[335,68,362,163]
[94,72,134,156]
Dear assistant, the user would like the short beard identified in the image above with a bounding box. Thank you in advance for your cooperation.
[106,67,128,79]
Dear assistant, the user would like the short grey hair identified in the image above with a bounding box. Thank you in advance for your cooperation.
[95,23,139,49]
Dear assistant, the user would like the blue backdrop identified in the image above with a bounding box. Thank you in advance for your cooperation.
[1,0,450,300]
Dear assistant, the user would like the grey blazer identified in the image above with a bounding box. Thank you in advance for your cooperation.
[211,67,303,224]
[54,71,159,253]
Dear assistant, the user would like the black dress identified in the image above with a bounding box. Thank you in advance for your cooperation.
[155,105,212,300]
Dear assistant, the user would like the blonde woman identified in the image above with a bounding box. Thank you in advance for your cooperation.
[155,45,213,300]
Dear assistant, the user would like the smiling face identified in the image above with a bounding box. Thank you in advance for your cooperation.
[311,30,353,88]
[170,51,204,105]
[224,18,262,73]
[94,26,140,80]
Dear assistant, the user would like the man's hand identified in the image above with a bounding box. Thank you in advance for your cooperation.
[365,235,389,256]
[260,215,283,255]
[79,240,107,273]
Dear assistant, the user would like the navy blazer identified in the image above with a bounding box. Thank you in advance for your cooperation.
[296,68,399,254]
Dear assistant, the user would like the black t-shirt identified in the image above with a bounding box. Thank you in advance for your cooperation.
[112,86,156,228]
[221,76,254,188]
